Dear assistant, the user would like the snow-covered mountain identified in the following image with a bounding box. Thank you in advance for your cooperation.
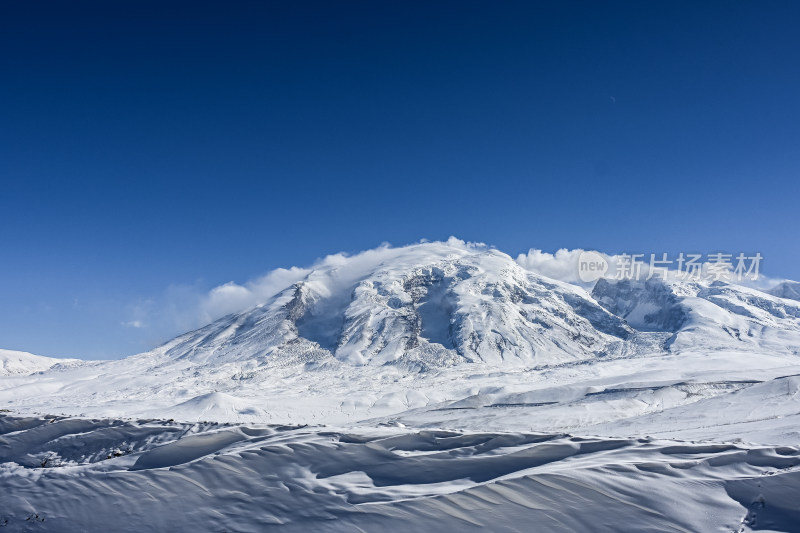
[2,239,799,437]
[0,349,76,376]
[592,277,800,354]
[153,242,632,370]
[4,240,800,532]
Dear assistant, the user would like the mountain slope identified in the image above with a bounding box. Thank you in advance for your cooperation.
[768,280,800,302]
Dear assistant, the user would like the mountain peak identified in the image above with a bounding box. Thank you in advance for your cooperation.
[152,244,633,370]
[768,280,800,301]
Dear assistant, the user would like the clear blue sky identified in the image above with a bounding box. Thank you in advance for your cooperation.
[2,1,799,359]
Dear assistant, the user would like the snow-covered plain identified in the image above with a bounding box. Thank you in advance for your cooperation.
[2,240,800,531]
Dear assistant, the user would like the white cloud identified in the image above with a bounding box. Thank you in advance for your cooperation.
[195,266,312,325]
[123,238,489,343]
[516,248,600,286]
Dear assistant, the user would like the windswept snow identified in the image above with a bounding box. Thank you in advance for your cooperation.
[1,413,799,532]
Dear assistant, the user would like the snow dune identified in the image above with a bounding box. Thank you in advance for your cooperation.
[1,413,798,532]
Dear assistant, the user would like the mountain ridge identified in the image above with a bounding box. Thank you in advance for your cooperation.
[2,240,800,439]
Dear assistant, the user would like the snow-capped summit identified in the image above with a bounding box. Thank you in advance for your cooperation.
[150,241,631,370]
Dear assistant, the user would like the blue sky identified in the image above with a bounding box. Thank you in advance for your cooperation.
[1,1,799,359]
